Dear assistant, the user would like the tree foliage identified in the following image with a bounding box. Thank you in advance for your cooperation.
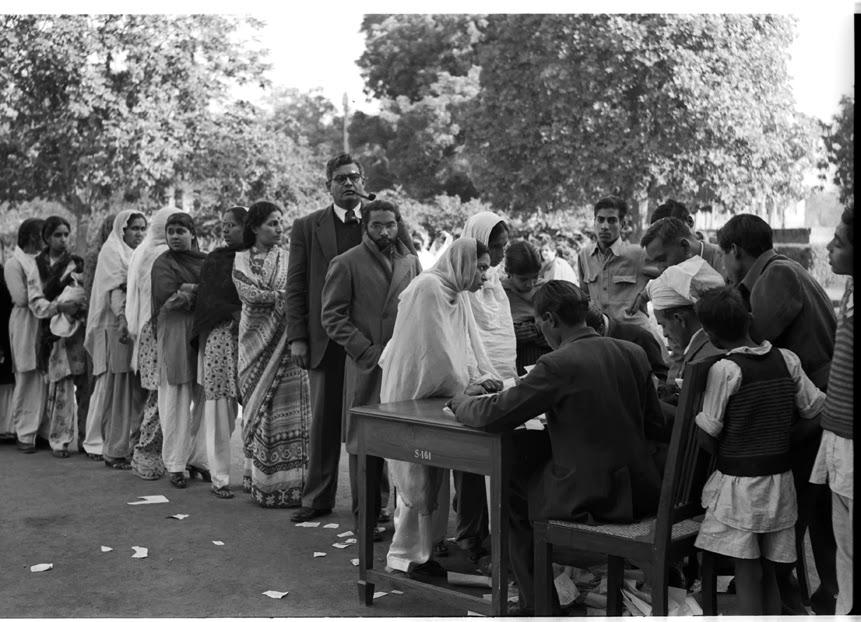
[819,92,854,206]
[465,14,817,234]
[357,14,485,102]
[0,14,268,248]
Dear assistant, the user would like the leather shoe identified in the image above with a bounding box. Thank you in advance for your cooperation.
[809,587,837,616]
[289,507,332,523]
[16,441,36,454]
[409,559,447,579]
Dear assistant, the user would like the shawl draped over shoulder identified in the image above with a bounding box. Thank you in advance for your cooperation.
[379,238,496,513]
[461,211,518,380]
[191,244,243,347]
[232,246,290,447]
[84,210,138,360]
[34,248,84,373]
[126,206,181,371]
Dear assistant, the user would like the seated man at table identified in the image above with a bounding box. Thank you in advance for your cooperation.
[449,280,663,615]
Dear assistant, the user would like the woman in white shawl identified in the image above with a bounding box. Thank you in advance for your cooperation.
[380,238,502,577]
[127,206,182,480]
[83,210,147,469]
[453,211,519,561]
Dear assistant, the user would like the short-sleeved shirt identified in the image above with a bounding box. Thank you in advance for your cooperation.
[578,237,652,333]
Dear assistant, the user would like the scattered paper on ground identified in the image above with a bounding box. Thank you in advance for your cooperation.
[685,595,703,616]
[716,576,733,593]
[100,546,113,552]
[30,563,53,572]
[554,572,580,606]
[467,611,485,617]
[622,587,651,616]
[344,538,357,544]
[581,592,607,609]
[212,541,224,546]
[447,571,492,588]
[168,514,189,520]
[313,552,326,558]
[337,531,354,538]
[333,542,351,549]
[372,592,387,599]
[262,590,288,599]
[322,523,339,529]
[350,558,359,566]
[131,547,148,559]
[295,522,320,528]
[127,495,169,505]
[375,526,385,533]
[391,590,403,595]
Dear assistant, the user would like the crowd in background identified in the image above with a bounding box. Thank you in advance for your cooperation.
[0,153,852,616]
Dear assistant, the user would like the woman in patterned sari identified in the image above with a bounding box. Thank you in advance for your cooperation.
[232,201,311,508]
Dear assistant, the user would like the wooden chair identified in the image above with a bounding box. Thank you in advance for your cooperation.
[534,356,721,616]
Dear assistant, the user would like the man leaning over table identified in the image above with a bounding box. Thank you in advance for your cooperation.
[448,280,662,616]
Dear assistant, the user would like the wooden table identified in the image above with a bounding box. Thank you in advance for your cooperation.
[352,397,511,616]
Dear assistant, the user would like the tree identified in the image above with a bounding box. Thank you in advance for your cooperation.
[0,14,268,252]
[357,14,486,102]
[355,15,487,200]
[266,87,343,156]
[466,14,818,236]
[819,92,854,206]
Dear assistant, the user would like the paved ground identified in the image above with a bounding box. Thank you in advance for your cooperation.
[0,422,820,617]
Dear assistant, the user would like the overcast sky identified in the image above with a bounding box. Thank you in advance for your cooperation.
[31,1,857,122]
[237,2,854,122]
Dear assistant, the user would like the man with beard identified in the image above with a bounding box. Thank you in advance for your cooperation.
[321,200,422,535]
[286,154,415,523]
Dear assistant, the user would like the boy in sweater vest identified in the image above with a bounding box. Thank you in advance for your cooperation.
[810,205,854,615]
[693,287,825,615]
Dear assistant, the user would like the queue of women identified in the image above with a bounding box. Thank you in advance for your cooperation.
[1,202,309,505]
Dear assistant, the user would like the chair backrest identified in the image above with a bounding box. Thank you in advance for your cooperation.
[651,355,723,552]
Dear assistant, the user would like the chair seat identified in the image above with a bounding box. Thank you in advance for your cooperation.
[546,516,703,543]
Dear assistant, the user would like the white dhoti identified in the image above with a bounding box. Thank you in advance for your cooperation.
[386,474,450,572]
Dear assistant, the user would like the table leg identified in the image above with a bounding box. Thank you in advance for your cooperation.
[490,437,511,616]
[357,444,375,605]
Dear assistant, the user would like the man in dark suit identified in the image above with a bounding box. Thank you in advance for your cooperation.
[286,154,414,523]
[449,280,662,615]
[321,199,422,535]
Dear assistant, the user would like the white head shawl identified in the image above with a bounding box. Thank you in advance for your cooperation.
[460,211,518,380]
[126,206,181,369]
[379,238,496,513]
[646,255,725,311]
[84,210,141,357]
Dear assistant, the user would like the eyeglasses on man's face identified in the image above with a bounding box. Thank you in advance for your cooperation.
[330,173,363,185]
[368,221,399,233]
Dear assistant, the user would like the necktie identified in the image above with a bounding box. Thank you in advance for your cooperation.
[344,209,358,224]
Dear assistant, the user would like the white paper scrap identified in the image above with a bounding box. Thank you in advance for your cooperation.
[375,526,385,533]
[131,546,148,559]
[262,590,288,599]
[127,495,169,505]
[322,523,339,529]
[350,558,359,566]
[30,563,53,572]
[333,542,351,549]
[373,592,387,599]
[100,546,113,552]
[337,531,354,538]
[313,552,326,558]
[344,538,357,544]
[716,575,733,593]
[168,514,189,520]
[294,521,320,528]
[391,590,403,595]
[212,541,224,546]
[554,571,581,606]
[467,611,485,617]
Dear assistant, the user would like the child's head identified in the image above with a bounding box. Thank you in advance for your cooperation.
[827,205,853,276]
[505,241,542,293]
[694,286,751,348]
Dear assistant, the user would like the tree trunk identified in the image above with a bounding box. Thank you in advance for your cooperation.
[74,211,88,257]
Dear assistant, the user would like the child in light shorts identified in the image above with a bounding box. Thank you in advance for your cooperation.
[692,287,825,615]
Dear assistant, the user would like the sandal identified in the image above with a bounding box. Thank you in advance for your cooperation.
[168,472,187,489]
[104,458,132,470]
[210,486,234,499]
[86,453,102,461]
[186,464,212,482]
[52,449,70,458]
[433,541,449,557]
